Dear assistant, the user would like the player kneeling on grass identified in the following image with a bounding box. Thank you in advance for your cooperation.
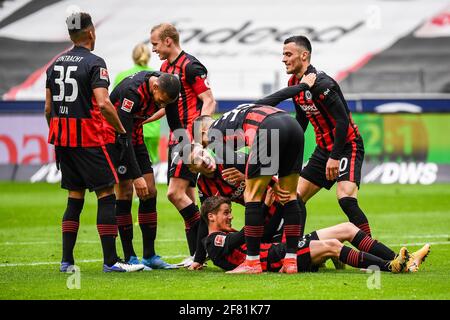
[201,196,430,274]
[109,71,181,270]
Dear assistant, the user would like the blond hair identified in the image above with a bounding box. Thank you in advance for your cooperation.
[132,43,150,66]
[151,23,180,45]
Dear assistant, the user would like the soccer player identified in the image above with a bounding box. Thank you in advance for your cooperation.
[281,36,372,236]
[148,23,216,267]
[191,74,315,274]
[113,43,162,164]
[109,71,180,269]
[201,196,431,274]
[45,12,143,272]
[186,148,284,270]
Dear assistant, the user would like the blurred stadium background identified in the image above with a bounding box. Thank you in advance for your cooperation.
[1,0,450,300]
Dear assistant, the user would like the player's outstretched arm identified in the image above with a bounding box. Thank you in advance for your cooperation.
[93,87,126,134]
[254,73,316,106]
[142,108,166,125]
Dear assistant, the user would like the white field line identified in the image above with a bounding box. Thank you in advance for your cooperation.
[1,234,448,246]
[376,234,449,239]
[0,255,188,267]
[0,242,448,268]
[0,239,186,245]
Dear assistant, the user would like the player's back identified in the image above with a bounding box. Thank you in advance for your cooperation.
[210,104,284,145]
[46,46,111,147]
[110,70,156,104]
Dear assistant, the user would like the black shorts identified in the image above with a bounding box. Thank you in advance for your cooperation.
[266,231,319,273]
[117,144,154,180]
[246,113,304,179]
[301,137,365,190]
[168,143,198,188]
[55,144,118,192]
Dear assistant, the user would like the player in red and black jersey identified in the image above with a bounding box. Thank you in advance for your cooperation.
[148,23,216,267]
[280,36,371,237]
[186,148,285,270]
[201,197,428,274]
[45,12,142,273]
[109,71,180,269]
[192,76,315,274]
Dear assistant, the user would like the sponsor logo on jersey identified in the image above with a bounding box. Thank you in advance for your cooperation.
[214,234,226,247]
[230,181,246,200]
[100,67,109,81]
[121,98,134,113]
[299,104,318,113]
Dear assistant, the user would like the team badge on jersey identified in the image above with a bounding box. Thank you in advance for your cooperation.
[214,234,226,247]
[118,165,127,174]
[298,240,306,248]
[200,74,210,89]
[121,98,134,113]
[100,67,109,81]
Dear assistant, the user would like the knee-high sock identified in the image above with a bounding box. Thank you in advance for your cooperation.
[97,194,118,267]
[339,197,372,237]
[115,199,136,261]
[138,197,157,259]
[245,202,264,257]
[297,197,307,237]
[339,246,390,272]
[62,198,84,264]
[351,230,396,260]
[193,217,209,263]
[282,200,302,254]
[179,203,201,256]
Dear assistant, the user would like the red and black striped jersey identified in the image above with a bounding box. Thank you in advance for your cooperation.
[197,164,246,206]
[209,104,284,147]
[46,46,112,147]
[160,51,210,143]
[205,230,287,272]
[288,64,360,159]
[197,164,279,210]
[109,71,160,146]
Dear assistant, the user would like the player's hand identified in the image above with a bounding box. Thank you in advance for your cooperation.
[272,183,291,204]
[116,133,129,161]
[326,158,340,181]
[188,262,204,271]
[264,187,276,207]
[222,167,245,185]
[300,73,316,88]
[133,177,150,200]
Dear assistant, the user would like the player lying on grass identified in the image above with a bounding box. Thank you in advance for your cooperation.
[188,147,350,271]
[187,145,299,270]
[190,75,317,274]
[200,196,431,274]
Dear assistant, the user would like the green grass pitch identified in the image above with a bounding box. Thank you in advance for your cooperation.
[0,182,449,300]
